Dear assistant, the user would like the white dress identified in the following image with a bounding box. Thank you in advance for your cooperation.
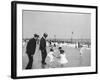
[59,53,68,64]
[80,47,86,55]
[47,52,54,62]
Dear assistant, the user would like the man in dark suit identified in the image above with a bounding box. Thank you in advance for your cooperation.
[40,33,48,65]
[26,34,39,69]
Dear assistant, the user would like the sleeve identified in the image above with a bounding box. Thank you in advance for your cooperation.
[26,40,31,53]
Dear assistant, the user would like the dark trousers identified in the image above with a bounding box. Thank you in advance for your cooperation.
[26,54,33,69]
[41,49,47,65]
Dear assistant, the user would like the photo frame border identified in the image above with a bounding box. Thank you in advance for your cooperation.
[11,1,98,79]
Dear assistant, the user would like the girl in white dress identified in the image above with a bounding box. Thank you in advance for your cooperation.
[47,48,56,68]
[47,48,54,62]
[58,49,68,67]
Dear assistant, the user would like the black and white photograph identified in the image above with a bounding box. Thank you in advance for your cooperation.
[11,1,98,79]
[22,10,91,69]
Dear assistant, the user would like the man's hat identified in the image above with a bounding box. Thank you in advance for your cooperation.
[43,33,48,37]
[34,34,39,37]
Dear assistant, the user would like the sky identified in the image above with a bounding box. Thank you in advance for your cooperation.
[23,10,91,39]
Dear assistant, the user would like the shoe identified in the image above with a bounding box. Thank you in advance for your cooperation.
[42,62,47,65]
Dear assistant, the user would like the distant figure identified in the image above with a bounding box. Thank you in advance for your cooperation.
[59,43,63,47]
[80,46,86,56]
[25,34,39,69]
[78,42,83,48]
[58,49,68,67]
[58,47,62,50]
[49,41,52,47]
[39,33,48,65]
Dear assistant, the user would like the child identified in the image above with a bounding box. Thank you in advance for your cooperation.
[47,48,56,68]
[58,49,68,67]
[47,48,55,62]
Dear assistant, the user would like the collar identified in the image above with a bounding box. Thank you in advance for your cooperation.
[43,36,46,39]
[33,37,36,40]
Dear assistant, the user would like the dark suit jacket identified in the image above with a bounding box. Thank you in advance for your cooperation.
[26,38,36,55]
[39,37,46,50]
